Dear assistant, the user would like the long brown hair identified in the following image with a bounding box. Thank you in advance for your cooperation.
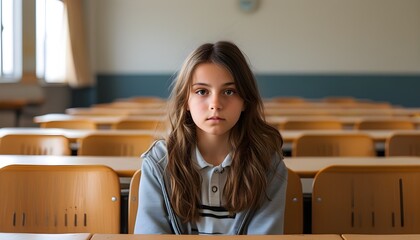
[166,41,283,223]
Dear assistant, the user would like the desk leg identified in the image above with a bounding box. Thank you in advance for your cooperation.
[15,109,22,127]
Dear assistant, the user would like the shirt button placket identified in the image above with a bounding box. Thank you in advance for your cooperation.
[209,169,220,205]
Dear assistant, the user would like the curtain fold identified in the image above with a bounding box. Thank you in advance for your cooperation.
[63,0,94,88]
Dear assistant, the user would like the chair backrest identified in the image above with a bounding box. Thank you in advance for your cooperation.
[270,96,307,103]
[355,120,415,130]
[0,134,71,155]
[312,165,420,234]
[40,120,97,129]
[0,165,120,233]
[281,120,343,130]
[117,96,165,103]
[293,134,375,157]
[322,97,357,103]
[386,134,420,156]
[78,134,155,156]
[112,119,164,131]
[128,168,303,234]
[284,168,303,234]
[128,169,141,234]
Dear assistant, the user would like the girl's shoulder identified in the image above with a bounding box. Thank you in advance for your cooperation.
[141,139,168,166]
[270,154,288,181]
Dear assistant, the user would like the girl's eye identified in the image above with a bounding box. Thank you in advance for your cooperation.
[195,89,207,95]
[224,89,236,96]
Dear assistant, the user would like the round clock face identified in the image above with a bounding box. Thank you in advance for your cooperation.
[239,0,259,13]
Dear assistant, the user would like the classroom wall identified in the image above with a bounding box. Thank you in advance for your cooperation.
[84,0,420,107]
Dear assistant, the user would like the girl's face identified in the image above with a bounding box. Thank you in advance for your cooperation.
[187,63,244,138]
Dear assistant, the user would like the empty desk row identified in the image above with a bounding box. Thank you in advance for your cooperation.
[3,233,420,240]
[2,159,420,235]
[1,128,419,157]
[34,114,420,130]
[0,129,158,156]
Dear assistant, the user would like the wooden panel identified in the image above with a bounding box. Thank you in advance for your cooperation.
[0,165,120,233]
[313,165,420,233]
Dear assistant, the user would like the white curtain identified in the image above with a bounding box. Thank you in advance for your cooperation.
[64,0,94,88]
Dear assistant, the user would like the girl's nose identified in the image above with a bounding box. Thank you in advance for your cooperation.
[209,95,222,110]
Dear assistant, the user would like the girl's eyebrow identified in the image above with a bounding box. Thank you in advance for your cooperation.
[192,82,235,87]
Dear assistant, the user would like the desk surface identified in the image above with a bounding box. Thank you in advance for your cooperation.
[0,127,164,142]
[0,99,27,110]
[280,129,420,142]
[264,108,420,116]
[0,233,91,240]
[283,156,420,178]
[342,234,420,240]
[0,155,141,177]
[35,114,420,129]
[66,107,165,116]
[267,116,420,129]
[34,114,164,128]
[1,155,419,179]
[91,234,342,240]
[3,127,420,143]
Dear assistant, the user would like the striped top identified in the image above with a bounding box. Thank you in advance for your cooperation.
[191,147,235,234]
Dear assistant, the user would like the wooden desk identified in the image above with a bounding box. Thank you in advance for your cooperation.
[264,108,420,117]
[91,234,343,240]
[0,233,91,240]
[342,234,420,240]
[280,129,420,143]
[13,126,420,148]
[0,127,163,143]
[0,155,141,177]
[267,116,420,129]
[0,99,27,127]
[283,156,420,178]
[280,129,420,155]
[66,107,165,116]
[1,154,419,179]
[34,114,164,129]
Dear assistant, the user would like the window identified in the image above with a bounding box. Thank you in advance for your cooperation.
[0,0,22,82]
[36,0,66,83]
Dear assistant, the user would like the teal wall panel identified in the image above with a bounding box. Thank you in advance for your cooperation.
[72,74,420,107]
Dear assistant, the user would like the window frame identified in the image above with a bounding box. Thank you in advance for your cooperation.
[36,0,67,85]
[0,0,22,82]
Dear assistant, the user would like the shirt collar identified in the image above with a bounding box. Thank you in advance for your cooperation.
[193,146,233,169]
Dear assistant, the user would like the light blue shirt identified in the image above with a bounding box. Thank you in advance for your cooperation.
[134,140,287,235]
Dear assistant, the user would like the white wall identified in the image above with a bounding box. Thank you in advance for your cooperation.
[89,0,420,74]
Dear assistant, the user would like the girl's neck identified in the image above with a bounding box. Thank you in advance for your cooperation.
[196,132,230,166]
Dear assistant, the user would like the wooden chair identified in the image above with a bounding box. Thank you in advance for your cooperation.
[293,133,375,157]
[386,133,420,156]
[355,120,415,130]
[270,96,307,104]
[78,134,155,156]
[0,134,71,155]
[40,120,97,129]
[312,165,420,234]
[112,119,165,131]
[281,120,343,130]
[284,168,303,234]
[0,165,120,233]
[322,96,357,103]
[128,169,141,234]
[115,96,165,103]
[127,168,303,234]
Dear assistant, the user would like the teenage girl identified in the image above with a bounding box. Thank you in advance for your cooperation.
[134,41,287,235]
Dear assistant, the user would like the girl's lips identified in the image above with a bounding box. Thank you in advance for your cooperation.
[207,117,224,120]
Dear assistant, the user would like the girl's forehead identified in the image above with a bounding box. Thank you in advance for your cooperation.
[191,63,234,85]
